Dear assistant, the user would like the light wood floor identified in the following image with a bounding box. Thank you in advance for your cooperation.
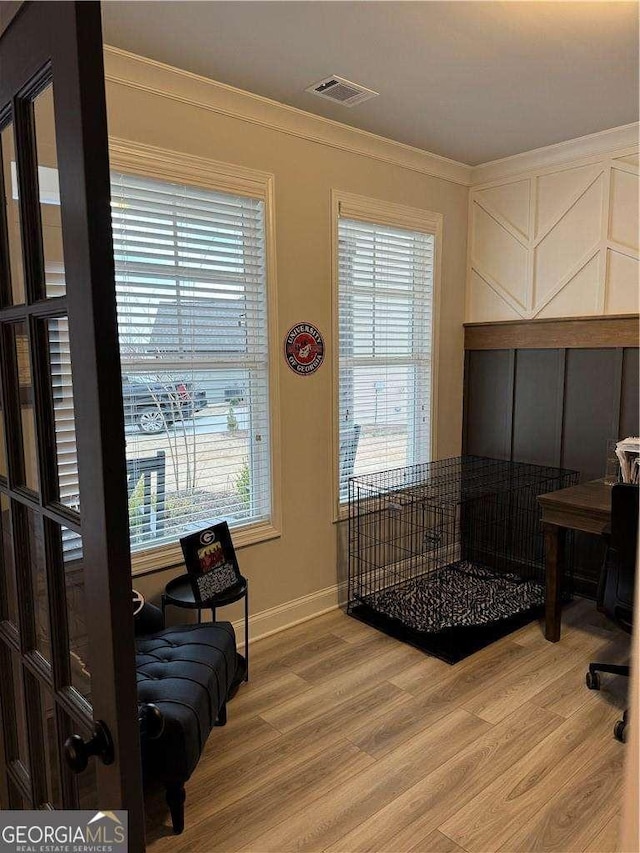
[145,598,629,853]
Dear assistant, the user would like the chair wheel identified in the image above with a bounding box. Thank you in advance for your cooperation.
[613,719,627,743]
[585,671,601,690]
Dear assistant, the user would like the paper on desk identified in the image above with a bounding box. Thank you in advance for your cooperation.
[616,437,640,484]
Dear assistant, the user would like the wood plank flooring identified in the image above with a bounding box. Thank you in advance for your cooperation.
[145,598,629,853]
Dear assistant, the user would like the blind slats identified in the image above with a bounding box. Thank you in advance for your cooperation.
[110,171,271,551]
[338,217,434,501]
[48,168,273,552]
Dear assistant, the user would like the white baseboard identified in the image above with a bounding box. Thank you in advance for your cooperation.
[231,582,347,650]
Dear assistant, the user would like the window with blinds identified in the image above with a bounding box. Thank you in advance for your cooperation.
[337,215,435,503]
[110,170,271,552]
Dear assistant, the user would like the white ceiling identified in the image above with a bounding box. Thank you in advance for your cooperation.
[101,1,639,166]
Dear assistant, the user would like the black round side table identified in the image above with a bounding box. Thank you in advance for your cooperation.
[161,575,249,680]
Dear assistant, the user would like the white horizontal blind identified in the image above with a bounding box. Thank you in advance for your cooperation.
[110,171,271,552]
[338,216,434,502]
[47,322,86,564]
[47,317,79,510]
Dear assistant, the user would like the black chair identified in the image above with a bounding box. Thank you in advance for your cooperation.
[586,482,638,742]
[134,602,246,833]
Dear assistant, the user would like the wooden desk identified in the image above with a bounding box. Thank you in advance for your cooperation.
[538,479,612,642]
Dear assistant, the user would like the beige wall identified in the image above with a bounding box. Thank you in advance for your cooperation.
[104,53,469,626]
[467,146,639,321]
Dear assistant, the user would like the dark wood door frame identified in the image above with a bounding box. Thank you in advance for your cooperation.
[0,2,143,846]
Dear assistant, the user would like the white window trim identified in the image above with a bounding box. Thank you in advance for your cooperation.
[109,138,282,575]
[330,189,443,522]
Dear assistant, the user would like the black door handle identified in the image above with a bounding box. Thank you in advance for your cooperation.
[64,721,114,773]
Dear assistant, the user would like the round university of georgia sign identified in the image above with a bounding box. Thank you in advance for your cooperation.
[284,322,325,376]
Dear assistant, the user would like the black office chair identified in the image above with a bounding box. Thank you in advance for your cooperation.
[585,482,638,742]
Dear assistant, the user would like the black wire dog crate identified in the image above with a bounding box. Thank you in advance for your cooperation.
[347,456,578,663]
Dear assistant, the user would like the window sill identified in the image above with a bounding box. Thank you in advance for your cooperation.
[333,505,349,524]
[130,520,281,578]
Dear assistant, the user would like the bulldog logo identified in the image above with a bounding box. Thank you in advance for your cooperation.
[284,323,325,376]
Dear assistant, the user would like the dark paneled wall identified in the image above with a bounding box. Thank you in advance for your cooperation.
[512,349,564,468]
[562,349,622,482]
[463,350,514,461]
[463,346,639,596]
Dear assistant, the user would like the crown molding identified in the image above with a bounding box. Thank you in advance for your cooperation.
[102,46,638,191]
[103,45,472,187]
[471,123,639,187]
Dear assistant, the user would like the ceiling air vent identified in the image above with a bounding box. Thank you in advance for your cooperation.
[305,75,378,107]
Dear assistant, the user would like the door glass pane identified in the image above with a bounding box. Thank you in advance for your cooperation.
[47,317,79,510]
[33,84,65,298]
[1,122,25,304]
[39,683,62,808]
[10,321,39,492]
[61,526,91,700]
[0,493,18,626]
[24,507,50,661]
[10,651,30,768]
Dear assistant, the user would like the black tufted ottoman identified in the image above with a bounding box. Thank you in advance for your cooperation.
[135,618,245,833]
